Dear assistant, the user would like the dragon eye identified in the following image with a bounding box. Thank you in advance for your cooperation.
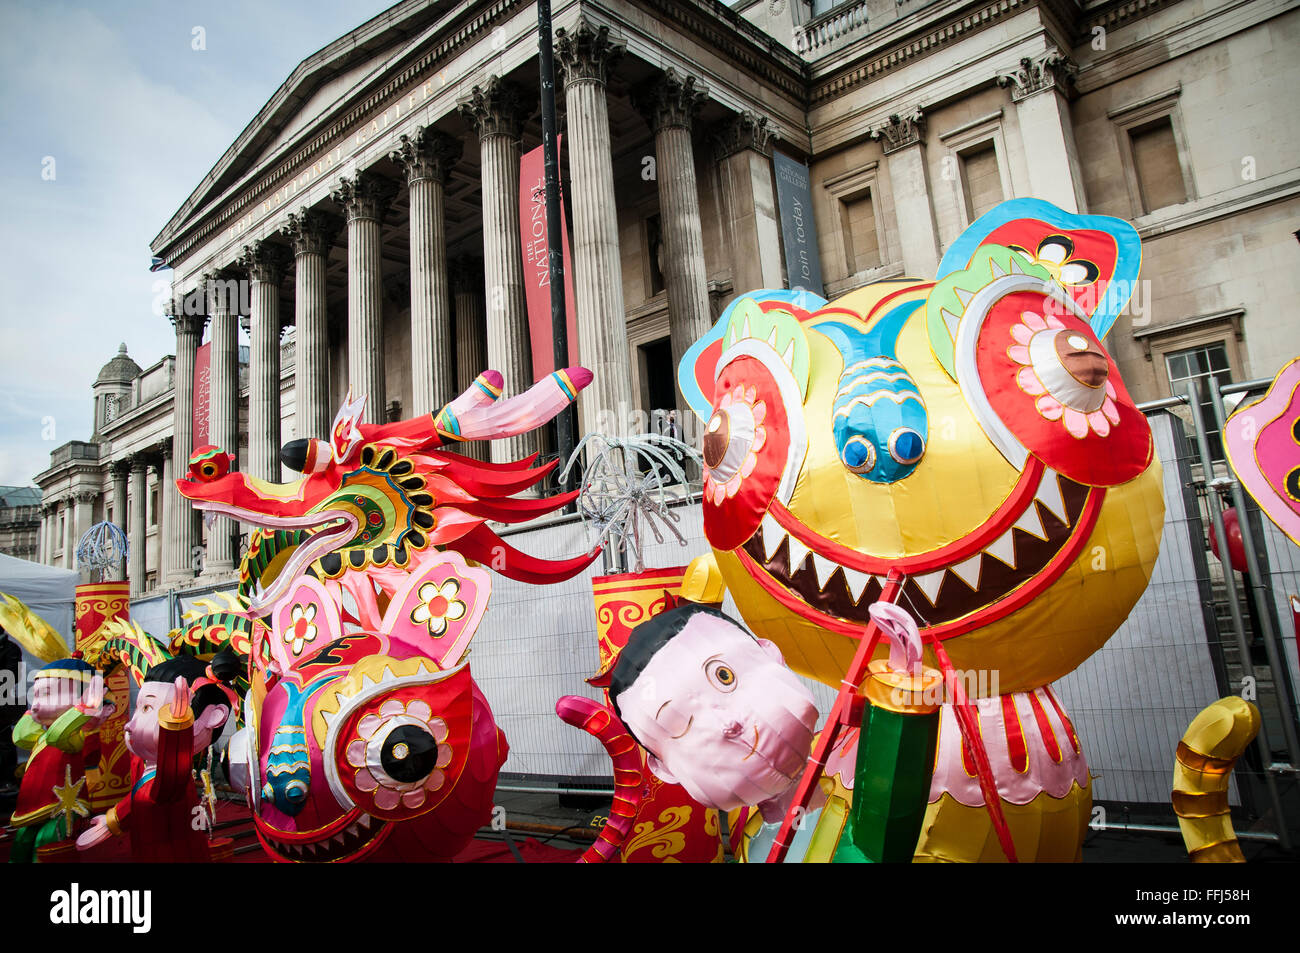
[704,401,759,486]
[187,445,232,483]
[379,724,439,784]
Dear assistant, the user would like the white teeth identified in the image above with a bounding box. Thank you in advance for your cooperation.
[940,308,961,337]
[1013,505,1047,540]
[357,814,372,830]
[742,312,752,340]
[950,554,983,590]
[360,673,376,692]
[1034,468,1068,525]
[781,339,795,366]
[983,530,1017,568]
[766,326,779,348]
[990,259,1007,278]
[333,832,346,846]
[841,567,872,604]
[913,570,945,605]
[759,515,784,562]
[1009,256,1027,275]
[379,665,397,684]
[952,287,974,308]
[786,537,810,574]
[320,708,338,728]
[809,553,837,590]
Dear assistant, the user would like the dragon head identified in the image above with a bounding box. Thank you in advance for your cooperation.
[678,199,1164,695]
[228,551,506,862]
[177,369,600,611]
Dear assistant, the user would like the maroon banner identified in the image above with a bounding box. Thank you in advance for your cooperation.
[193,341,211,450]
[519,138,578,379]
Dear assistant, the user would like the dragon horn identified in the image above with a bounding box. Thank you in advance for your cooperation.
[431,367,592,446]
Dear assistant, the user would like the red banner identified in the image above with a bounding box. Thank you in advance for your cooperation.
[193,341,210,450]
[519,139,578,379]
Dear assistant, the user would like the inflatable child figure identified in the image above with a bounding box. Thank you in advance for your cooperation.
[10,655,114,863]
[677,198,1171,861]
[564,602,943,862]
[76,653,236,861]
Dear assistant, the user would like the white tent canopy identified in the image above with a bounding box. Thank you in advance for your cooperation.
[0,552,78,662]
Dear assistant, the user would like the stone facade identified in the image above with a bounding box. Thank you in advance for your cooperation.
[32,0,1300,594]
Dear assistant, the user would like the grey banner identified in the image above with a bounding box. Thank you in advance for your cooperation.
[773,150,824,296]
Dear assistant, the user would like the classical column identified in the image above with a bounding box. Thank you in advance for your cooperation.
[127,462,145,587]
[62,500,74,570]
[38,503,52,566]
[556,17,634,438]
[713,111,783,293]
[391,130,460,416]
[331,172,396,425]
[73,491,95,575]
[202,271,240,574]
[167,309,206,585]
[997,49,1086,213]
[159,445,175,584]
[636,69,711,413]
[283,210,335,440]
[111,463,129,578]
[451,256,488,462]
[459,77,536,464]
[240,241,287,481]
[870,109,941,278]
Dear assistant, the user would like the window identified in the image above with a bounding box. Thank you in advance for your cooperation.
[637,336,676,416]
[839,189,882,274]
[1108,86,1194,219]
[960,144,1004,222]
[150,488,159,527]
[1166,343,1232,462]
[1130,118,1187,214]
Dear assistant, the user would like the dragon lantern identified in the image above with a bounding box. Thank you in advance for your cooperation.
[172,367,599,861]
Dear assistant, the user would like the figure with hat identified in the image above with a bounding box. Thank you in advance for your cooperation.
[9,653,115,863]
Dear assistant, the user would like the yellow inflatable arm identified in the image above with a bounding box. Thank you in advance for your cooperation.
[1173,696,1260,863]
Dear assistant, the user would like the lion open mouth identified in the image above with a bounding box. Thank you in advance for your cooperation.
[736,461,1101,638]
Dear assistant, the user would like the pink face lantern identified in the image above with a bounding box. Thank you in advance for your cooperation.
[612,609,818,812]
[125,678,229,767]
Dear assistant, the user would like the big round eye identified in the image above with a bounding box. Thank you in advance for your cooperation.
[704,401,760,486]
[187,446,231,482]
[706,659,738,693]
[380,724,439,783]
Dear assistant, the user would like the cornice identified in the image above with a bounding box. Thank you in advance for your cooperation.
[151,0,527,269]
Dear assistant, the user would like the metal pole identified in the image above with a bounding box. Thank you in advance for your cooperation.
[1184,381,1292,848]
[536,0,575,491]
[1207,376,1300,768]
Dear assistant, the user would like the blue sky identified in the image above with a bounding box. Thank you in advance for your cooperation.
[0,0,395,485]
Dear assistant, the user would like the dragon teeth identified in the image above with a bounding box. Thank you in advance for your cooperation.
[1034,467,1068,524]
[841,567,872,604]
[1013,504,1047,540]
[759,515,784,562]
[786,537,810,574]
[949,554,983,591]
[913,570,945,605]
[983,529,1017,568]
[809,552,837,590]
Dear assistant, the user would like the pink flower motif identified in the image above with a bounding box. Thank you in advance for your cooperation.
[349,699,453,811]
[1009,311,1118,439]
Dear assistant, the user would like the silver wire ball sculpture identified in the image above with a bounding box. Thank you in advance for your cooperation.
[75,520,130,576]
[560,431,702,574]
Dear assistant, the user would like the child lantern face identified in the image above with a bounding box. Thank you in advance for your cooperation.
[613,612,818,812]
[125,679,228,766]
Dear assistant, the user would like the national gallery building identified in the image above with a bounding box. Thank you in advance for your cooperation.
[34,0,1300,595]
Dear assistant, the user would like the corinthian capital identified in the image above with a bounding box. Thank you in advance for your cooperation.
[330,172,398,225]
[457,77,528,141]
[713,110,773,161]
[634,68,708,134]
[870,108,926,155]
[997,48,1077,101]
[239,239,289,284]
[389,127,462,185]
[555,16,625,87]
[283,208,339,258]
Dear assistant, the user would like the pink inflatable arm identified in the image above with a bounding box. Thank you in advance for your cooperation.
[439,368,593,444]
[555,695,643,863]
